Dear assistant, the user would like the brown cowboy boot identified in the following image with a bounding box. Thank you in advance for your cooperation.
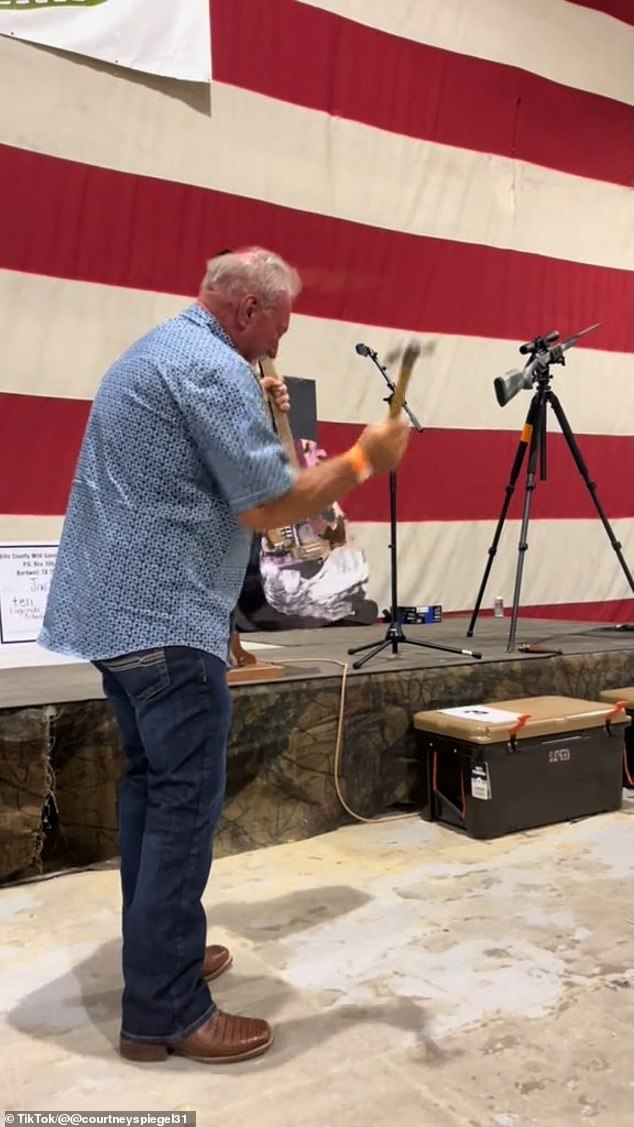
[202,944,232,981]
[120,1010,273,1064]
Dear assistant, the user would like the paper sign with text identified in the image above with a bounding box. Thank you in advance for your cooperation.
[0,543,57,643]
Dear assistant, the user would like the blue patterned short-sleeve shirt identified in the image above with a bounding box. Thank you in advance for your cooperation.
[39,304,294,664]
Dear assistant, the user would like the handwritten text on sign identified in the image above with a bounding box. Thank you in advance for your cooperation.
[0,544,58,643]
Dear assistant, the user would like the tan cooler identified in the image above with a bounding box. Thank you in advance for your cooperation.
[413,695,627,839]
[600,686,634,789]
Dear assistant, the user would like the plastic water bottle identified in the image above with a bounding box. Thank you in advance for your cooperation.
[494,596,504,618]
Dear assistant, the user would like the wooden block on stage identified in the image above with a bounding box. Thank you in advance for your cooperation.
[227,662,285,685]
[227,631,285,684]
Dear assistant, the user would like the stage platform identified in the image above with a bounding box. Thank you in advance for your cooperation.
[1,616,633,886]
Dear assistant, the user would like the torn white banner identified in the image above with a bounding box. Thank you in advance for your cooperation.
[0,0,211,82]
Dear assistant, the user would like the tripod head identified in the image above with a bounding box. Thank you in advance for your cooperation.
[493,322,600,407]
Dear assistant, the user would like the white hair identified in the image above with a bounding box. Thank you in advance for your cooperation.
[202,246,302,310]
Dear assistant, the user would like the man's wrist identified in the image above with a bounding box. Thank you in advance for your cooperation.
[344,443,372,483]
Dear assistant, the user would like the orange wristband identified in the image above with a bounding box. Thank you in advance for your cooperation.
[345,443,372,482]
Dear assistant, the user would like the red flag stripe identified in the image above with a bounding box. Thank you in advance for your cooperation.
[1,392,632,522]
[565,0,634,25]
[0,146,631,353]
[210,0,634,187]
[319,422,634,522]
[447,599,634,621]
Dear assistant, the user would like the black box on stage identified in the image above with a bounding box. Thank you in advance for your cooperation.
[384,605,443,625]
[600,686,634,789]
[413,696,627,840]
[285,376,317,442]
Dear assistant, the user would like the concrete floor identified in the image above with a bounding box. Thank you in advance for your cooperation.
[1,802,633,1127]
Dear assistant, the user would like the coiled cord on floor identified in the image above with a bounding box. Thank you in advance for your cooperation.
[277,657,414,825]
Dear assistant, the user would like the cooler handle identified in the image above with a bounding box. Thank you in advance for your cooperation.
[507,712,531,753]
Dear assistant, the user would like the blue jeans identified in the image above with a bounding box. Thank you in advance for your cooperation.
[94,646,231,1043]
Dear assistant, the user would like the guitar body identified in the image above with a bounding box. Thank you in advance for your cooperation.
[262,511,345,564]
[259,437,369,623]
[232,339,423,632]
[258,358,348,569]
[259,359,347,565]
[256,360,369,625]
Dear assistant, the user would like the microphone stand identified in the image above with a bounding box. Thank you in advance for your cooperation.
[347,344,482,669]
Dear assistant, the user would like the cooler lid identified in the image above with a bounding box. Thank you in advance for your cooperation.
[600,686,634,708]
[413,695,628,744]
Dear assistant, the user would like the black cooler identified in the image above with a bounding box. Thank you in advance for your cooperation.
[600,686,634,789]
[414,695,627,839]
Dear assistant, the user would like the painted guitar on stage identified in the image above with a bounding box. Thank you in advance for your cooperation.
[258,356,347,564]
[256,356,371,625]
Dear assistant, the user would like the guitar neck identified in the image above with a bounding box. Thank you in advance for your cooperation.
[259,357,301,469]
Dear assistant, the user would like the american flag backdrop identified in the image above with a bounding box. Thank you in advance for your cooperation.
[0,0,632,622]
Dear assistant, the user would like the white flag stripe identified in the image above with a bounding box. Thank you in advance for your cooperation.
[2,271,632,438]
[1,514,631,613]
[366,517,634,613]
[0,38,631,271]
[1,0,631,101]
[0,516,63,543]
[298,0,634,106]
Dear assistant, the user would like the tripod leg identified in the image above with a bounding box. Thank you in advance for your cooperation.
[348,623,403,658]
[350,638,394,670]
[466,395,539,636]
[507,393,546,651]
[548,392,634,594]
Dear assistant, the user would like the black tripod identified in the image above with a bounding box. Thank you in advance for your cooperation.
[467,324,634,651]
[348,342,482,670]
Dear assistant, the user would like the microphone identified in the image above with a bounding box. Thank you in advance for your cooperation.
[355,342,374,357]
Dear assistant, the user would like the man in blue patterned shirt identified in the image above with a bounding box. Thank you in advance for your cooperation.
[40,247,409,1065]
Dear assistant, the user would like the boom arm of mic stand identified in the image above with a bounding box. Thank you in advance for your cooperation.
[358,349,423,432]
